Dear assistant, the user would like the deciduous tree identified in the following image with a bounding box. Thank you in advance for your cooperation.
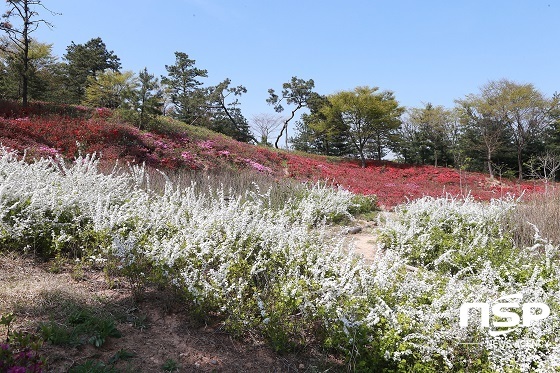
[323,86,403,167]
[0,38,65,102]
[251,113,283,146]
[456,95,506,178]
[297,94,350,156]
[83,70,137,109]
[489,79,558,179]
[0,0,57,106]
[457,79,558,179]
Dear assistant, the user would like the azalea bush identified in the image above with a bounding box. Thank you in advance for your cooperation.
[0,100,543,208]
[1,149,559,371]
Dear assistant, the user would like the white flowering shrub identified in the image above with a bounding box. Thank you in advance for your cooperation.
[378,195,560,372]
[1,149,560,371]
[285,181,358,225]
[379,195,519,276]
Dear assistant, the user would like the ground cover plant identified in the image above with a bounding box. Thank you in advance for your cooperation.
[0,100,542,209]
[1,148,559,371]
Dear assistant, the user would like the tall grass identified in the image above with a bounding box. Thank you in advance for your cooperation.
[133,166,310,210]
[506,186,560,248]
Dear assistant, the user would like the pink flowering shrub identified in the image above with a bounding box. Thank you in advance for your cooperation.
[197,140,215,150]
[0,314,44,373]
[244,158,272,173]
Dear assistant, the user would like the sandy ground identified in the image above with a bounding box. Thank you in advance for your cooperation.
[347,232,378,261]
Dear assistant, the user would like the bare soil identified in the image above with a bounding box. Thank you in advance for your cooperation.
[338,214,393,263]
[0,253,343,372]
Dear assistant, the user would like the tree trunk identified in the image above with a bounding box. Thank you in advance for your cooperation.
[487,151,494,178]
[359,147,366,168]
[275,123,287,148]
[22,0,30,107]
[517,148,523,180]
[275,106,299,149]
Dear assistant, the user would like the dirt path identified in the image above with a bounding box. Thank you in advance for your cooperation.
[347,232,379,261]
[338,212,395,262]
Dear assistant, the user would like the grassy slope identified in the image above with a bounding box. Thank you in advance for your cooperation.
[0,100,542,208]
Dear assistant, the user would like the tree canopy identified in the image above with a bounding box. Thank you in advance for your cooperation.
[64,37,121,103]
[321,86,403,167]
[161,51,208,125]
[267,77,317,149]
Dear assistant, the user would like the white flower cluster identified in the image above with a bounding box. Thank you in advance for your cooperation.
[379,195,560,371]
[1,148,559,371]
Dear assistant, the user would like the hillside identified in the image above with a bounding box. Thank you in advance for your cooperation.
[2,100,560,371]
[0,100,541,208]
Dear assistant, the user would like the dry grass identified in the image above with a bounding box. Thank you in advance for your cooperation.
[506,186,560,248]
[106,164,312,210]
[0,253,114,330]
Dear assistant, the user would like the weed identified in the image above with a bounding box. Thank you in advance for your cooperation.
[108,348,136,365]
[40,305,121,348]
[161,358,180,372]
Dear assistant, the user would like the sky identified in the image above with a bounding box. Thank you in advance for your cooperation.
[31,0,560,139]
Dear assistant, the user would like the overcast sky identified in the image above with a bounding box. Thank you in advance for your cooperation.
[32,0,560,134]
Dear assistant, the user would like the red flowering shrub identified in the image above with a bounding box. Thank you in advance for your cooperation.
[0,100,544,209]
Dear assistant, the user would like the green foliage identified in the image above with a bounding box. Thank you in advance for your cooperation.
[292,94,352,156]
[135,67,164,129]
[161,358,180,372]
[380,201,520,276]
[267,76,318,148]
[108,348,136,365]
[0,39,66,102]
[323,86,404,166]
[206,79,255,143]
[161,51,208,124]
[348,194,379,215]
[0,0,58,105]
[399,103,459,167]
[64,37,121,103]
[0,202,111,260]
[456,79,558,178]
[40,306,121,347]
[106,238,162,300]
[83,70,138,109]
[0,313,45,372]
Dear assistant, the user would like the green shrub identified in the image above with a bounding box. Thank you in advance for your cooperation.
[348,194,379,215]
